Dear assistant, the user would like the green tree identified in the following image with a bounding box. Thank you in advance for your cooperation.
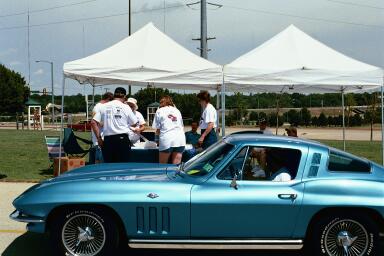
[301,107,311,126]
[318,112,328,127]
[0,64,29,114]
[345,94,356,127]
[249,111,258,121]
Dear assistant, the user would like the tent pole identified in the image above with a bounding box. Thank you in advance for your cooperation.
[92,86,95,106]
[58,76,66,176]
[341,88,346,151]
[221,74,226,137]
[216,86,220,135]
[381,80,384,165]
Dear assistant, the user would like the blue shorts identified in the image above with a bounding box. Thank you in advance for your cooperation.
[95,146,104,162]
[160,146,185,153]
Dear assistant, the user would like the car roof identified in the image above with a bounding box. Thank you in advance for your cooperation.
[225,132,327,149]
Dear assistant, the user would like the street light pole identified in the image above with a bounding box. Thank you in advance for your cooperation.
[36,60,54,125]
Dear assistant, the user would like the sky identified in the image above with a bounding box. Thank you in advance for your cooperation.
[0,0,383,96]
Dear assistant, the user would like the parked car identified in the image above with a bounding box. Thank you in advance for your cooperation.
[10,134,384,256]
[67,120,91,132]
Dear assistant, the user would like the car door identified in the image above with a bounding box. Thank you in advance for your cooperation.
[190,144,308,238]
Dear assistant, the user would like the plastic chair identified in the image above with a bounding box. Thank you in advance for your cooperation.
[45,136,65,168]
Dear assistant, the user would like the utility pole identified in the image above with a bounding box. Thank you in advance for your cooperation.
[189,1,221,59]
[200,0,208,58]
[27,9,31,87]
[35,60,54,125]
[128,0,132,96]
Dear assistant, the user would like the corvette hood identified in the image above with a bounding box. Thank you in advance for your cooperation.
[45,162,178,183]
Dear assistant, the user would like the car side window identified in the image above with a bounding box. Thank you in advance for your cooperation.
[217,147,249,180]
[328,150,370,173]
[218,146,302,182]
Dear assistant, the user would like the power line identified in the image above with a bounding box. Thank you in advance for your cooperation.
[0,0,98,18]
[324,0,384,10]
[0,4,185,31]
[225,5,384,30]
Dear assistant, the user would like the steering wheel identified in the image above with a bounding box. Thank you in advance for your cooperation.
[229,164,242,180]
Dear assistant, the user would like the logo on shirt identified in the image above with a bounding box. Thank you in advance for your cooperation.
[168,114,177,122]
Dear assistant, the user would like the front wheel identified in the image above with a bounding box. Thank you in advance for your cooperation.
[49,207,120,256]
[309,213,380,256]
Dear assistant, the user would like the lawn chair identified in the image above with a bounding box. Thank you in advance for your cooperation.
[62,128,92,158]
[45,136,65,168]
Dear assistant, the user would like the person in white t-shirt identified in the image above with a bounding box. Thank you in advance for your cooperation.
[152,96,186,164]
[126,97,146,146]
[259,118,273,135]
[93,87,138,163]
[90,92,113,164]
[197,91,218,149]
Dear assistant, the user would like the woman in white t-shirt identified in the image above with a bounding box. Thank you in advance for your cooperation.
[152,96,186,164]
[126,97,146,146]
[197,91,218,149]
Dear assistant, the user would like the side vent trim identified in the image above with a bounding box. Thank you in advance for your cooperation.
[149,207,157,234]
[162,207,170,234]
[136,207,144,234]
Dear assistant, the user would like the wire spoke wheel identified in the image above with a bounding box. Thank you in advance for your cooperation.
[62,214,106,256]
[324,219,369,256]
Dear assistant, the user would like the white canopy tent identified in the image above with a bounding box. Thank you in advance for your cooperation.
[58,22,223,174]
[223,25,383,162]
[63,22,222,90]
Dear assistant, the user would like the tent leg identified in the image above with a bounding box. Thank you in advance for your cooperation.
[58,76,66,176]
[221,76,226,137]
[381,81,384,165]
[216,87,220,135]
[341,89,346,151]
[92,86,95,106]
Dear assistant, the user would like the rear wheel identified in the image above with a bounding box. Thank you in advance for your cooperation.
[308,213,380,256]
[49,207,120,256]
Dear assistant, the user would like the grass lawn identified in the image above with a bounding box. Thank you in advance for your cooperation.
[0,129,382,182]
[0,129,91,182]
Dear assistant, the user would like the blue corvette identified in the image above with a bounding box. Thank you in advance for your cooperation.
[10,133,384,256]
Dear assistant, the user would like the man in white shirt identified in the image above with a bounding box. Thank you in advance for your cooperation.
[259,118,273,135]
[90,92,113,164]
[92,87,138,163]
[126,97,146,146]
[197,91,218,149]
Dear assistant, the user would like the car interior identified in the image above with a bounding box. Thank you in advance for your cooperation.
[218,146,302,181]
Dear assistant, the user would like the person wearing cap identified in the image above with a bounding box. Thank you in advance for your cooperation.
[258,118,273,135]
[152,95,186,164]
[92,87,138,163]
[286,126,298,137]
[90,92,114,164]
[197,91,218,149]
[126,97,146,146]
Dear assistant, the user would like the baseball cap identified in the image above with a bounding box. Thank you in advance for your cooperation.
[114,87,127,98]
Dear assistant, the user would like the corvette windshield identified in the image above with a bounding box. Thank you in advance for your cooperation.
[184,141,234,176]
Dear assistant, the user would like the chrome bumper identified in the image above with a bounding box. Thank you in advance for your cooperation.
[9,210,45,223]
